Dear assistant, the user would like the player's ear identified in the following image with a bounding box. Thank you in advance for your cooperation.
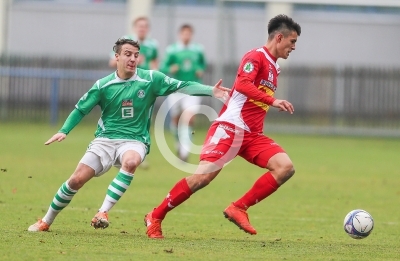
[276,33,283,43]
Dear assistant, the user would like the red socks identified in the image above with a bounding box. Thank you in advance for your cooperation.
[152,178,193,220]
[233,172,279,210]
[152,173,278,219]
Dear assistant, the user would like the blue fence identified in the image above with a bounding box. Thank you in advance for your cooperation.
[0,66,110,124]
[1,57,399,137]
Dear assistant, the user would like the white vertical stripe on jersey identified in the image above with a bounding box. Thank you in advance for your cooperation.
[215,89,250,132]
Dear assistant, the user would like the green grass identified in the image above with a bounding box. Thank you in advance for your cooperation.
[0,122,399,261]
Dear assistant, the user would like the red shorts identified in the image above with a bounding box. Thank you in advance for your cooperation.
[200,121,285,168]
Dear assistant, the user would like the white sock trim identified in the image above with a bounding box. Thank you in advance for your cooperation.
[119,169,134,176]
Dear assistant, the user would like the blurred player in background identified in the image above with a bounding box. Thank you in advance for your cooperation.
[109,16,158,70]
[109,16,159,169]
[28,38,229,232]
[161,24,206,162]
[145,14,301,239]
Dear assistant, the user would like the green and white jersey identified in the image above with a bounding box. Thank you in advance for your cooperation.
[75,69,211,148]
[111,35,158,70]
[161,42,206,82]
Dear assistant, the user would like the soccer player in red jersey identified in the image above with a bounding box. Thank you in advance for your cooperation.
[145,14,301,238]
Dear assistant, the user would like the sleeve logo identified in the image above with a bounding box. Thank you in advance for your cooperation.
[243,62,254,73]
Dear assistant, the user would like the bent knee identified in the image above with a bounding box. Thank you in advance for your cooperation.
[270,160,295,185]
[287,165,295,177]
[282,161,295,177]
[122,159,140,172]
[272,160,294,174]
[68,176,85,190]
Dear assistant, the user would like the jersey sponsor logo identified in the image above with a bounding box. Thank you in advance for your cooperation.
[243,62,254,73]
[259,79,277,92]
[122,99,133,106]
[122,107,134,118]
[137,90,145,99]
[183,59,192,70]
[249,85,275,111]
[268,69,274,82]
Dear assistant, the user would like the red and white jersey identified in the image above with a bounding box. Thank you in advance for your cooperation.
[215,46,280,133]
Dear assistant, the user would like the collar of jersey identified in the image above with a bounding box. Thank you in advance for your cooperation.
[177,41,194,50]
[114,70,138,82]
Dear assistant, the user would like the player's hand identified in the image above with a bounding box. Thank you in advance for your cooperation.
[212,79,231,102]
[170,64,179,74]
[195,70,204,78]
[272,99,294,114]
[45,133,67,145]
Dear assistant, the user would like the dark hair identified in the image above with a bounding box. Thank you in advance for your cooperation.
[113,38,140,54]
[133,16,149,26]
[180,24,193,32]
[268,14,301,39]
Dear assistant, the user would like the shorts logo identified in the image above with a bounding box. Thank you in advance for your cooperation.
[217,124,241,134]
[204,150,224,155]
[137,90,145,99]
[122,99,133,106]
[210,126,231,144]
[243,62,254,73]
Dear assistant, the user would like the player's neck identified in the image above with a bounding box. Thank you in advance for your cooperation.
[181,40,190,46]
[264,42,278,61]
[116,70,135,80]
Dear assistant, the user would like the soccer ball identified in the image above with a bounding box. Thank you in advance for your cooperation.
[343,209,374,239]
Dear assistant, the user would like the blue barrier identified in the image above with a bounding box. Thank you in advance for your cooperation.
[0,66,112,124]
[0,66,111,80]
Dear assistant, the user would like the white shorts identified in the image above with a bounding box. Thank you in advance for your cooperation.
[167,93,202,118]
[79,138,147,177]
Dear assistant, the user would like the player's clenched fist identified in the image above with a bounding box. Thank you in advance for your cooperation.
[45,133,67,145]
[272,99,294,114]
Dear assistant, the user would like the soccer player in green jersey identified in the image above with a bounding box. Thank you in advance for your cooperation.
[28,38,229,232]
[109,17,158,169]
[109,17,158,70]
[162,24,207,162]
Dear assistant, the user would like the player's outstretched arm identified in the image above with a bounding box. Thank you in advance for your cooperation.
[212,79,231,101]
[271,99,294,114]
[45,133,67,145]
[44,108,85,145]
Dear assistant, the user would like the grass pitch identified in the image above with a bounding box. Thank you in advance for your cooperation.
[0,122,399,261]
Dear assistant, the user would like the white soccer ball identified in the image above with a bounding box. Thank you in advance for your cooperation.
[343,209,374,239]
